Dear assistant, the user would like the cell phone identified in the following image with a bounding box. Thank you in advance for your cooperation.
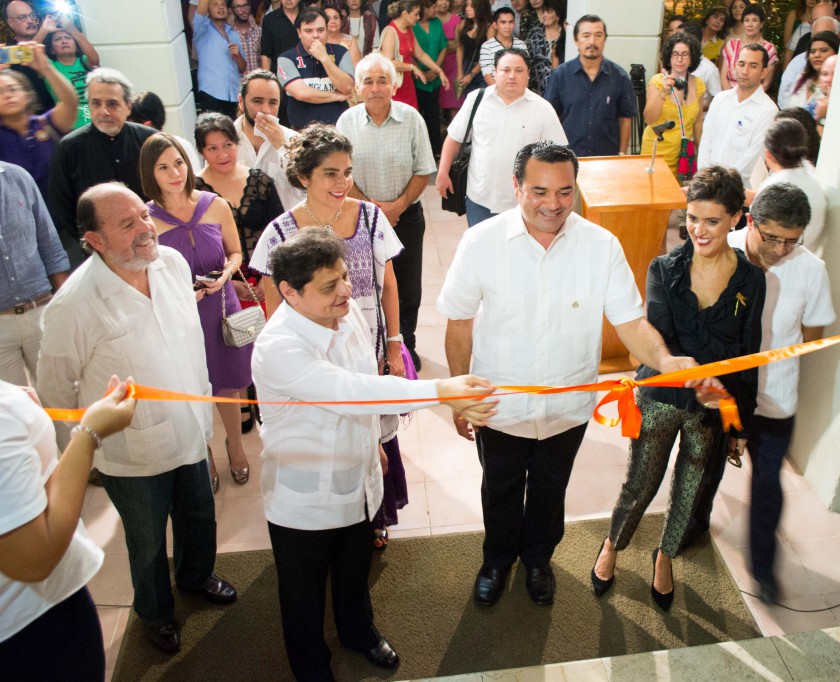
[195,270,224,284]
[0,45,34,65]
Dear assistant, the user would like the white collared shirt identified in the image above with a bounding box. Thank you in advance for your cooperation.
[697,85,778,188]
[728,229,835,419]
[234,116,306,212]
[437,209,643,439]
[692,56,722,97]
[253,300,439,530]
[447,85,568,214]
[37,247,213,477]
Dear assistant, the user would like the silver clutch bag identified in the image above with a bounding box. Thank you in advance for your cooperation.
[221,271,266,347]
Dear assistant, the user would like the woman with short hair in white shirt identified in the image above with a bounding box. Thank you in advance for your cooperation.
[0,377,135,680]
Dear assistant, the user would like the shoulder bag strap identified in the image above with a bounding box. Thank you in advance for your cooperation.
[363,203,388,363]
[464,88,485,143]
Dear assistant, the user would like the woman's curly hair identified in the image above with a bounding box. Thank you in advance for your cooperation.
[285,123,354,190]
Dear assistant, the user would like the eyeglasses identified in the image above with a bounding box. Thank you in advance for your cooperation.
[0,86,24,96]
[671,51,691,59]
[755,224,803,248]
[10,12,36,21]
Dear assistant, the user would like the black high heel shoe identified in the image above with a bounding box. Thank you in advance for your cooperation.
[591,538,615,598]
[240,405,254,434]
[651,548,674,611]
[247,383,261,426]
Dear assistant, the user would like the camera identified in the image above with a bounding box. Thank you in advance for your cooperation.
[629,63,645,84]
[672,77,688,91]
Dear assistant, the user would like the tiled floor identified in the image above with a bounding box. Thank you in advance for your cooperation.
[87,185,840,679]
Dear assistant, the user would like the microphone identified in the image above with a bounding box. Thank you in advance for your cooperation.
[652,120,676,137]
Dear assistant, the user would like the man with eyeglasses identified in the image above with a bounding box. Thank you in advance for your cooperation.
[3,1,56,113]
[684,183,835,605]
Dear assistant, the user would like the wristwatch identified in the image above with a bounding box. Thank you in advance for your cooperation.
[386,334,404,343]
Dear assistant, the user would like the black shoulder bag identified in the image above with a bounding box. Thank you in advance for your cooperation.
[441,88,485,216]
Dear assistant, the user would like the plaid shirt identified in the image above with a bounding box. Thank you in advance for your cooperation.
[230,16,262,74]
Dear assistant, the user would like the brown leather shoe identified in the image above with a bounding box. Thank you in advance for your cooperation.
[180,573,237,604]
[144,622,181,654]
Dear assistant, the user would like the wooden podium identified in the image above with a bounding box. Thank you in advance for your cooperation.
[576,155,686,372]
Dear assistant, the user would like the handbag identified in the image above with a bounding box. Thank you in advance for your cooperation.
[670,84,697,184]
[441,88,485,216]
[221,269,266,347]
[377,25,404,88]
[362,203,391,375]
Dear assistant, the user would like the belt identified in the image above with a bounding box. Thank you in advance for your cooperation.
[0,294,52,316]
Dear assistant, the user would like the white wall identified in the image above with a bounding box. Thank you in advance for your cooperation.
[565,0,664,80]
[75,0,196,139]
[789,78,840,512]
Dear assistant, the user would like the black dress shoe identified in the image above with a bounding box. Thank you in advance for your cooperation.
[363,638,400,670]
[180,573,237,604]
[144,622,181,654]
[525,565,555,605]
[473,565,509,606]
[591,538,615,598]
[651,548,674,612]
[757,576,779,605]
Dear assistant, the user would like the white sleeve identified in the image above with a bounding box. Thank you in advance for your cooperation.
[436,230,483,320]
[541,102,568,145]
[604,236,645,326]
[803,264,836,328]
[447,90,478,143]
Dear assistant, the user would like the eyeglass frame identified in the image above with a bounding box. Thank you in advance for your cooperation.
[9,12,37,22]
[754,223,804,248]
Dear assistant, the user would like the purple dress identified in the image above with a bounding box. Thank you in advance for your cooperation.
[148,191,252,395]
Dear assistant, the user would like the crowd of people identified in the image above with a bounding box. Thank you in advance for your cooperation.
[1,0,839,680]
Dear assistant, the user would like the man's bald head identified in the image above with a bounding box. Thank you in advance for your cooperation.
[5,1,39,41]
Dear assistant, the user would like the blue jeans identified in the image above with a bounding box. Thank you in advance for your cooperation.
[465,196,497,228]
[100,460,217,625]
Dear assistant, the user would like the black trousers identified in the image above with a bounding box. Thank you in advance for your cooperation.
[268,519,380,682]
[1,587,105,681]
[196,90,238,118]
[476,423,588,569]
[415,86,442,156]
[391,202,425,350]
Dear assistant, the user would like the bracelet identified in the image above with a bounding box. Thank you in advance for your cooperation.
[386,334,404,343]
[71,424,103,449]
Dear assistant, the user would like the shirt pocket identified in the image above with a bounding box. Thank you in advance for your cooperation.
[119,420,179,466]
[559,294,603,372]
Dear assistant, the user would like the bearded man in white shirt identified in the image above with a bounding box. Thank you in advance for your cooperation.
[36,183,236,656]
[438,141,708,608]
[685,183,835,605]
[252,227,495,681]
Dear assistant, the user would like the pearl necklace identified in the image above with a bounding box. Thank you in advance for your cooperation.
[302,201,343,231]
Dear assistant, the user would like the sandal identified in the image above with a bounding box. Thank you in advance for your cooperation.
[225,438,249,485]
[373,528,389,550]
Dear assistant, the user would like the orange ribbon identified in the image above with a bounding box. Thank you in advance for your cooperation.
[44,334,840,439]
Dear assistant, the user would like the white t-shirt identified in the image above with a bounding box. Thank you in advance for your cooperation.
[0,381,103,642]
[727,230,835,419]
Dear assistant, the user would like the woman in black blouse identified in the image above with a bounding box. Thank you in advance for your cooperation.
[194,113,283,432]
[591,166,766,611]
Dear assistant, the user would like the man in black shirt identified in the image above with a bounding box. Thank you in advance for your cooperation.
[48,68,156,269]
[260,0,300,126]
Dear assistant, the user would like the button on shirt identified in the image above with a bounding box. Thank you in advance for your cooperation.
[0,162,68,310]
[336,101,436,203]
[728,229,835,419]
[37,247,213,477]
[252,300,439,530]
[193,12,244,102]
[447,85,567,214]
[697,86,778,188]
[437,209,643,439]
[543,57,637,157]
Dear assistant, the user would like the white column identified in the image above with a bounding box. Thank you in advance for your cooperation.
[565,0,664,80]
[788,83,840,511]
[75,0,196,139]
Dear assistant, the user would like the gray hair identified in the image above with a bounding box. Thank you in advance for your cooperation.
[812,17,840,34]
[77,182,131,254]
[354,52,398,88]
[86,68,134,103]
[751,183,811,231]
